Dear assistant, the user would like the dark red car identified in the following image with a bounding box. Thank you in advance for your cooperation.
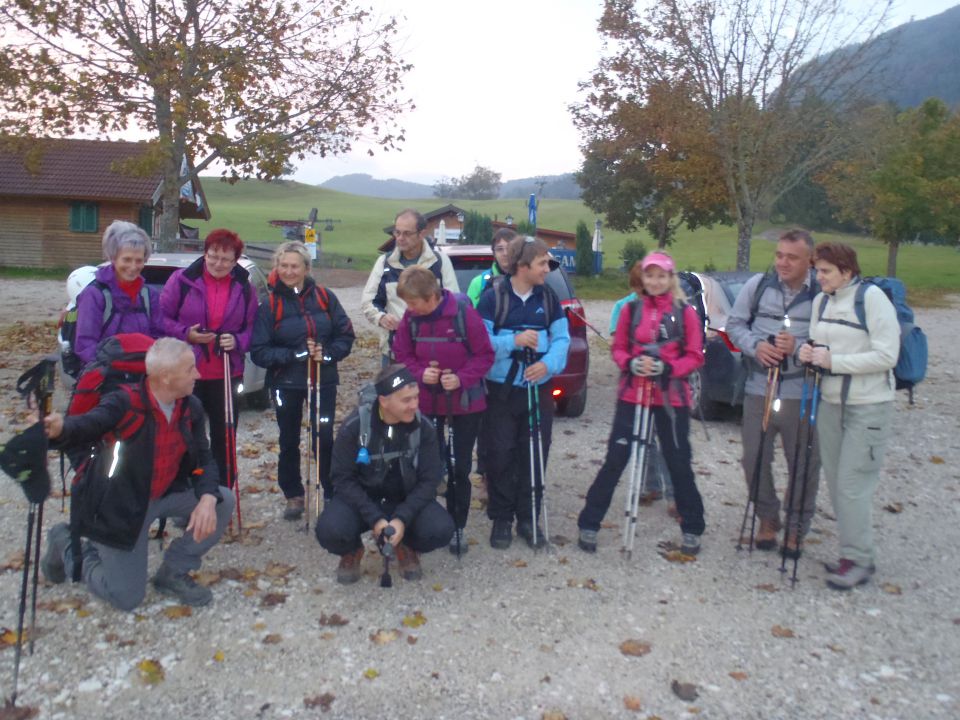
[438,244,590,417]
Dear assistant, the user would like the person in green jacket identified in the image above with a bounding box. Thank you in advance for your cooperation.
[467,227,517,307]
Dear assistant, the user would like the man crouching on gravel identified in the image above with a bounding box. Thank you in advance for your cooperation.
[315,364,453,584]
[41,337,235,610]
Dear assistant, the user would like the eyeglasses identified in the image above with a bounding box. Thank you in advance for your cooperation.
[393,229,419,239]
[205,252,237,266]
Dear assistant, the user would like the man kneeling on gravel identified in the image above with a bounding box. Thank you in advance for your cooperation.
[315,364,453,584]
[41,337,235,610]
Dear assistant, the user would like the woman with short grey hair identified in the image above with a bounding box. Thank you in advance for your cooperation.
[72,220,163,370]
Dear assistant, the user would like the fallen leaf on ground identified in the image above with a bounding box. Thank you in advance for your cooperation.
[363,668,379,680]
[826,643,845,653]
[660,549,697,563]
[619,639,652,657]
[542,711,566,720]
[881,583,902,595]
[567,578,600,591]
[671,680,698,701]
[370,629,400,645]
[0,701,39,719]
[303,693,335,711]
[213,650,225,662]
[883,502,904,514]
[623,695,643,711]
[512,559,527,568]
[729,671,748,681]
[262,634,283,645]
[192,570,222,587]
[754,583,779,593]
[137,658,165,685]
[261,592,287,607]
[771,625,795,638]
[37,596,86,613]
[243,520,267,529]
[0,551,24,572]
[264,561,296,578]
[402,611,427,628]
[162,605,192,619]
[432,583,443,592]
[0,628,24,647]
[407,635,418,645]
[930,455,945,464]
[318,613,349,627]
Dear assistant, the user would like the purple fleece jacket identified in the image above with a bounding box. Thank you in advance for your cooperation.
[159,257,258,378]
[392,289,494,416]
[74,264,162,364]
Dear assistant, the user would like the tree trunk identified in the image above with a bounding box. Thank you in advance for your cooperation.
[736,216,754,271]
[886,238,899,277]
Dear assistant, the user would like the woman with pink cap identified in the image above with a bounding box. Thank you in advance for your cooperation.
[577,251,706,555]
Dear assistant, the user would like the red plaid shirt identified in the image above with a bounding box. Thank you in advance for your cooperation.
[146,388,187,499]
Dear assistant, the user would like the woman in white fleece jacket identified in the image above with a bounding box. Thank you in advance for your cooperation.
[799,242,900,591]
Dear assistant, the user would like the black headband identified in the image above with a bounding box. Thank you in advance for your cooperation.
[375,366,416,397]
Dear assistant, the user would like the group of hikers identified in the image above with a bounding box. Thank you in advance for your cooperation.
[9,213,903,616]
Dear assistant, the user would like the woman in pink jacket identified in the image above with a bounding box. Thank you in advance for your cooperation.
[392,266,494,555]
[577,252,705,555]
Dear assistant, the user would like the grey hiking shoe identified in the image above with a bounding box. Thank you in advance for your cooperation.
[825,559,874,590]
[680,533,701,556]
[283,496,305,521]
[41,522,70,584]
[152,564,213,606]
[578,529,598,553]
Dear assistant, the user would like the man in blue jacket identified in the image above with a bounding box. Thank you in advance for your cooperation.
[478,237,570,549]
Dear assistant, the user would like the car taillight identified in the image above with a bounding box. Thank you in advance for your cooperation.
[552,388,563,398]
[561,299,586,329]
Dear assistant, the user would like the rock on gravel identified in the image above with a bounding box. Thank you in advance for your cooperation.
[0,279,958,719]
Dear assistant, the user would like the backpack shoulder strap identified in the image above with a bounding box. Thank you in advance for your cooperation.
[854,281,869,331]
[540,283,558,328]
[93,280,114,326]
[749,272,778,324]
[492,276,511,333]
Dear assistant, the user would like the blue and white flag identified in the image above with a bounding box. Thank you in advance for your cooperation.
[528,193,537,228]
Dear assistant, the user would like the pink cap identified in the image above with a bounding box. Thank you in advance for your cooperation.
[641,251,675,272]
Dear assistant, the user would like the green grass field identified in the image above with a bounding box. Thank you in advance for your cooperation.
[149,177,960,305]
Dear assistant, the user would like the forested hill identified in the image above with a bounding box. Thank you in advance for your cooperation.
[815,4,960,108]
[318,173,433,199]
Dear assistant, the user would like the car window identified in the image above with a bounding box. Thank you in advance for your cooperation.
[141,265,176,291]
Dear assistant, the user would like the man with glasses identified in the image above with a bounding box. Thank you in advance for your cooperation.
[361,209,459,366]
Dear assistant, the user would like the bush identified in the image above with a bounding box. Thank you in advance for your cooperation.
[620,239,647,271]
[575,220,594,277]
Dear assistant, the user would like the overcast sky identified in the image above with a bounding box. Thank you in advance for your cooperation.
[293,0,960,186]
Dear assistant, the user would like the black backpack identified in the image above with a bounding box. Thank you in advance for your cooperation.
[490,275,556,334]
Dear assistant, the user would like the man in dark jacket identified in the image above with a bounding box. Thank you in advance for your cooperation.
[41,338,235,610]
[315,364,454,584]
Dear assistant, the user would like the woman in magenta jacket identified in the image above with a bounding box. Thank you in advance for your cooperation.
[159,229,259,488]
[392,266,494,554]
[577,252,706,555]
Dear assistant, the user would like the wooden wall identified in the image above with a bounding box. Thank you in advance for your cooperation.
[0,197,140,268]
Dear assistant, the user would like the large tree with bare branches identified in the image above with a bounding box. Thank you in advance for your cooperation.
[581,0,891,269]
[0,0,411,248]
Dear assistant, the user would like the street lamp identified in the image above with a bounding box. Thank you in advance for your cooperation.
[456,211,465,243]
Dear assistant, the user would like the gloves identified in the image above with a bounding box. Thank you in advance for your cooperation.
[629,356,645,376]
[630,356,668,377]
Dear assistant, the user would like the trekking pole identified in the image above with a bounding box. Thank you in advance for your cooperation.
[443,377,461,559]
[10,504,36,706]
[737,360,779,552]
[313,345,323,522]
[524,348,549,548]
[789,363,823,585]
[780,364,812,577]
[303,354,318,533]
[622,378,652,559]
[223,351,242,533]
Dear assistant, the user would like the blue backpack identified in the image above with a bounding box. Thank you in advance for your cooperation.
[817,276,928,402]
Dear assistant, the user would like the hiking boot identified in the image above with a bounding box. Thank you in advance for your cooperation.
[578,528,598,553]
[680,532,701,556]
[825,558,874,590]
[780,532,803,560]
[490,519,512,550]
[395,545,422,582]
[336,548,364,585]
[283,496,305,521]
[516,520,546,549]
[824,558,876,576]
[41,522,70,584]
[754,517,780,551]
[152,564,213,607]
[448,528,468,556]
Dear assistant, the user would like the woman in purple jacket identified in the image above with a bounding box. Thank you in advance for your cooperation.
[392,266,495,554]
[73,220,163,365]
[159,229,259,488]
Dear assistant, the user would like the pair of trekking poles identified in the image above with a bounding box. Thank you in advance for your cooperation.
[303,345,326,533]
[737,339,823,585]
[428,361,463,559]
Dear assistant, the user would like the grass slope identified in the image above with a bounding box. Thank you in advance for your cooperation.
[194,178,959,303]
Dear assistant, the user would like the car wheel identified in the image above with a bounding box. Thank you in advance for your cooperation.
[558,384,588,418]
[688,367,719,421]
[243,386,270,410]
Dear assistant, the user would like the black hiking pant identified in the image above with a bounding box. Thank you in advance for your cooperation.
[314,496,454,555]
[193,378,241,488]
[432,411,481,530]
[274,385,336,500]
[483,381,554,524]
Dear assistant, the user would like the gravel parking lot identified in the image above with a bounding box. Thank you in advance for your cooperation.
[0,278,957,719]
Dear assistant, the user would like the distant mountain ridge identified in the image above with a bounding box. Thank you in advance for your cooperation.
[318,172,582,200]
